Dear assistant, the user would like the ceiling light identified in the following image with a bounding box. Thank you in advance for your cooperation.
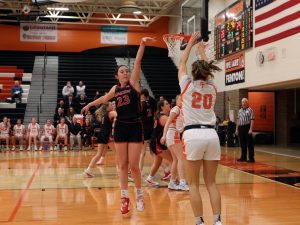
[118,0,142,13]
[133,10,142,15]
[47,7,69,11]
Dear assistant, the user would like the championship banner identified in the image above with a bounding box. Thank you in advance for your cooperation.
[20,23,57,42]
[225,53,245,85]
[100,26,128,44]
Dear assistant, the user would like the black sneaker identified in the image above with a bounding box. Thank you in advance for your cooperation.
[237,158,247,162]
[247,159,255,163]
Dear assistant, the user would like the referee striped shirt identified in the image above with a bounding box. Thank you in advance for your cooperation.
[238,107,254,126]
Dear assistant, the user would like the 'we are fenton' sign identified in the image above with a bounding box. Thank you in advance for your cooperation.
[20,23,57,42]
[225,53,245,85]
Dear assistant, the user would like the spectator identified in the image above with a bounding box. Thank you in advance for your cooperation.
[55,100,66,114]
[62,81,74,102]
[65,95,77,113]
[69,117,82,150]
[65,107,76,125]
[85,110,94,124]
[81,118,93,148]
[159,96,165,101]
[76,94,87,113]
[11,81,23,103]
[93,90,101,100]
[76,81,86,99]
[54,107,65,127]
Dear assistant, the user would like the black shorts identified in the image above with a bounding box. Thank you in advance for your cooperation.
[114,120,143,143]
[143,124,153,141]
[97,131,110,144]
[150,138,167,155]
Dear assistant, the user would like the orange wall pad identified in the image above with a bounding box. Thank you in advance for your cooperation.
[0,17,169,52]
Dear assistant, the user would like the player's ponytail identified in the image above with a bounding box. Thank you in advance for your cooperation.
[95,102,109,122]
[191,60,221,81]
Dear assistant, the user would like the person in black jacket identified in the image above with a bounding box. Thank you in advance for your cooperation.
[53,107,65,127]
[81,118,94,148]
[69,117,82,150]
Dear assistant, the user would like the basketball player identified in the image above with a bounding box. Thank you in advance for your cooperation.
[81,37,155,214]
[161,95,189,191]
[0,116,11,151]
[12,119,25,151]
[40,119,55,150]
[27,117,40,151]
[55,117,68,151]
[83,102,117,177]
[178,32,222,225]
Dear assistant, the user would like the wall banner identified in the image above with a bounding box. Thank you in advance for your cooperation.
[20,23,57,42]
[100,26,128,44]
[225,53,245,85]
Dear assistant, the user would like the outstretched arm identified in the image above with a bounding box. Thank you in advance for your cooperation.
[178,32,201,81]
[81,85,116,115]
[130,37,156,90]
[197,41,208,62]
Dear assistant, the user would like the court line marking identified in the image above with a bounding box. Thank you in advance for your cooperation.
[7,164,40,222]
[256,149,300,159]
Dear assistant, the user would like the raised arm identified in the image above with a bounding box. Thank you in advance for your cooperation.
[81,85,116,115]
[197,41,209,62]
[130,37,156,90]
[178,32,201,80]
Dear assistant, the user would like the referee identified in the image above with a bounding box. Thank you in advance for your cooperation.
[235,98,255,163]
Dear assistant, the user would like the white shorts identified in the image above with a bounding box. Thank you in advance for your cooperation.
[166,129,181,147]
[29,134,38,138]
[58,135,67,139]
[182,128,221,161]
[0,134,9,139]
[41,135,53,142]
[15,135,24,139]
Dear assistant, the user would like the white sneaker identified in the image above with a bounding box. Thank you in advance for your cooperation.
[136,197,144,212]
[214,221,222,225]
[11,146,15,151]
[63,146,68,151]
[34,145,38,151]
[19,146,23,151]
[5,146,10,151]
[39,146,43,151]
[83,169,94,178]
[145,176,159,187]
[54,146,58,151]
[27,146,31,151]
[178,182,189,191]
[168,181,179,190]
[49,146,53,151]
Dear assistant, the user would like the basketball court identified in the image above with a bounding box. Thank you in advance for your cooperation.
[0,0,299,224]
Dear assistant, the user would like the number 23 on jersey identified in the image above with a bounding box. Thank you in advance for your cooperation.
[191,92,213,109]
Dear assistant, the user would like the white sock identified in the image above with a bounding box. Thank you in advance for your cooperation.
[135,188,143,199]
[213,214,221,223]
[121,189,129,198]
[195,216,204,225]
[86,166,91,171]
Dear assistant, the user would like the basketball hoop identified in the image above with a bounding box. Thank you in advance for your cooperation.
[163,34,189,57]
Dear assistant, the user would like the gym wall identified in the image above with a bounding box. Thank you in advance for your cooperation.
[0,17,169,52]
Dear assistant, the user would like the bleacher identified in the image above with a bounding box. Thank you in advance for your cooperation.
[141,56,180,101]
[0,52,35,124]
[58,54,117,104]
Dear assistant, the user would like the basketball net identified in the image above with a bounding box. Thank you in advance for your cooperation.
[163,34,185,57]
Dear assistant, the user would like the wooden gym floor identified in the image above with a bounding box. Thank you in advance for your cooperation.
[0,146,299,225]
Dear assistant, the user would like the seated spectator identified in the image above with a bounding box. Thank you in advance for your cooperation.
[27,117,40,151]
[81,118,94,149]
[65,107,76,125]
[76,94,87,113]
[12,119,25,151]
[85,110,94,124]
[93,90,100,100]
[62,81,74,102]
[55,100,66,114]
[54,107,65,127]
[40,119,55,151]
[159,96,165,101]
[69,117,82,150]
[76,81,86,99]
[65,95,77,113]
[11,81,23,103]
[0,116,11,151]
[55,118,68,151]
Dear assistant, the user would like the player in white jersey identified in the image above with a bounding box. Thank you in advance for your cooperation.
[40,119,55,151]
[12,119,25,151]
[161,95,189,191]
[178,32,222,225]
[55,117,68,151]
[0,116,11,151]
[27,117,40,151]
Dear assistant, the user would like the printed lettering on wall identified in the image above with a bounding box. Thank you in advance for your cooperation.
[100,26,128,44]
[225,53,245,85]
[20,23,57,42]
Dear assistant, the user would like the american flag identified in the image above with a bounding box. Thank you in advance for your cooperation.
[254,0,300,47]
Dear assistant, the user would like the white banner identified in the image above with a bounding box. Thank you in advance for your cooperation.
[20,23,57,42]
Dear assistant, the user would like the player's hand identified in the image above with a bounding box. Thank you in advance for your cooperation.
[81,104,90,115]
[189,32,201,46]
[160,136,166,145]
[235,129,238,136]
[248,129,252,135]
[141,37,156,44]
